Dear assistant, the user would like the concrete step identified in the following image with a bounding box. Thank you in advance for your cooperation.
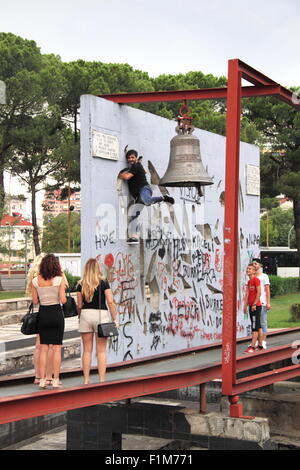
[0,298,31,315]
[0,337,81,376]
[0,315,80,375]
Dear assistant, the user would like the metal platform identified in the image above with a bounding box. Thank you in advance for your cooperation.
[0,328,299,425]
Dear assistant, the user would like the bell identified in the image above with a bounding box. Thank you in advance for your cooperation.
[159,106,213,189]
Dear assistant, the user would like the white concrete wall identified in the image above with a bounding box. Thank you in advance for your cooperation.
[80,94,260,364]
[55,253,81,277]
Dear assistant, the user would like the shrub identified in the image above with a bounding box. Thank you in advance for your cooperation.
[290,304,300,322]
[64,270,81,292]
[269,275,300,297]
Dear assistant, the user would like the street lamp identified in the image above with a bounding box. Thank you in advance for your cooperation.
[20,227,33,289]
[288,225,294,249]
[260,208,269,247]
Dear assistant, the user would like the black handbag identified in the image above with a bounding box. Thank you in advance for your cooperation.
[97,281,118,338]
[98,320,119,338]
[21,303,39,335]
[63,291,78,318]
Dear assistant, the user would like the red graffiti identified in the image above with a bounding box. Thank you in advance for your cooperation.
[214,248,222,272]
[104,253,114,268]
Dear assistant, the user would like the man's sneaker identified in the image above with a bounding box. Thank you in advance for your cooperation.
[163,195,175,204]
[262,340,267,349]
[244,346,255,353]
[126,237,139,244]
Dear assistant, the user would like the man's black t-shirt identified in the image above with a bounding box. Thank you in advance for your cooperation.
[77,280,110,309]
[126,162,148,199]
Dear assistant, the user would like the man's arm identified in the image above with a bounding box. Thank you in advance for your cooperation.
[118,171,134,180]
[265,284,271,309]
[252,283,261,310]
[243,286,249,313]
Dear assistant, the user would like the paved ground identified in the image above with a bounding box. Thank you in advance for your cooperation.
[3,425,207,451]
[0,275,26,291]
[0,315,79,343]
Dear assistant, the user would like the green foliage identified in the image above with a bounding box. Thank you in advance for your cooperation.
[0,291,25,299]
[245,95,300,196]
[268,293,300,328]
[268,275,300,297]
[64,270,81,292]
[260,197,279,210]
[260,207,295,247]
[290,304,300,322]
[42,212,80,253]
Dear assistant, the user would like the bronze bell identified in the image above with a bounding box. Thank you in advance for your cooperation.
[159,105,213,189]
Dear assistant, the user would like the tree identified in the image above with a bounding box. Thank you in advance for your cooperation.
[244,96,300,262]
[0,33,45,207]
[7,108,67,255]
[42,212,80,253]
[260,208,295,247]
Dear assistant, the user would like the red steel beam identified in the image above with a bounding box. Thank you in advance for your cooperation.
[98,84,295,104]
[221,59,242,396]
[222,58,300,400]
[236,59,277,86]
[233,363,300,395]
[0,365,220,425]
[0,340,298,425]
[99,85,282,103]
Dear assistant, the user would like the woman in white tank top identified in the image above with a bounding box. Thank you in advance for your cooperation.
[32,254,67,389]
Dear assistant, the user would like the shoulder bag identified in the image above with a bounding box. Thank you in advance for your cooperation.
[21,303,39,335]
[97,281,118,338]
[63,290,78,318]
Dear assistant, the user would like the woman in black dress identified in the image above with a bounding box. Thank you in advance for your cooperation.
[32,254,67,389]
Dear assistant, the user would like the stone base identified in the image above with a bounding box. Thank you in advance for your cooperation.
[221,388,300,434]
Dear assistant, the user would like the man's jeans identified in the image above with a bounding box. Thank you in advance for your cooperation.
[261,305,268,333]
[139,185,163,206]
[128,185,163,238]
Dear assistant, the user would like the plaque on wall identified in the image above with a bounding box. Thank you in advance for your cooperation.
[92,130,119,160]
[246,164,260,196]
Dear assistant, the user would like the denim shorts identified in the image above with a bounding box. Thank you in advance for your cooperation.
[260,305,268,333]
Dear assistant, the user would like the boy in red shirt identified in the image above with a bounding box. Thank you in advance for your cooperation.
[243,263,263,353]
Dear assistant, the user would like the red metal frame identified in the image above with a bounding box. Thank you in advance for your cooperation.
[221,60,300,416]
[100,60,300,417]
[0,334,299,425]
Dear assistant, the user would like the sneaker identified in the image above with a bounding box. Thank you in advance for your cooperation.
[163,195,175,204]
[262,340,267,349]
[257,345,264,350]
[244,346,255,353]
[126,237,139,244]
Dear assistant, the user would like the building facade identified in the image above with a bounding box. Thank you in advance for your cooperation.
[42,190,81,219]
[0,214,34,262]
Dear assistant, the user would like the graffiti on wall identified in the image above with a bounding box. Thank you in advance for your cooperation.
[91,155,259,363]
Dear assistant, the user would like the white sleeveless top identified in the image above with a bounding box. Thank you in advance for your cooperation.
[32,276,63,306]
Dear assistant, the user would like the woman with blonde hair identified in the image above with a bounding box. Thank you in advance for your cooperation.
[26,254,47,385]
[76,258,118,384]
[31,254,67,388]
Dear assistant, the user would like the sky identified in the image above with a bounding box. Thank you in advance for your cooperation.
[1,0,300,219]
[0,0,299,87]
